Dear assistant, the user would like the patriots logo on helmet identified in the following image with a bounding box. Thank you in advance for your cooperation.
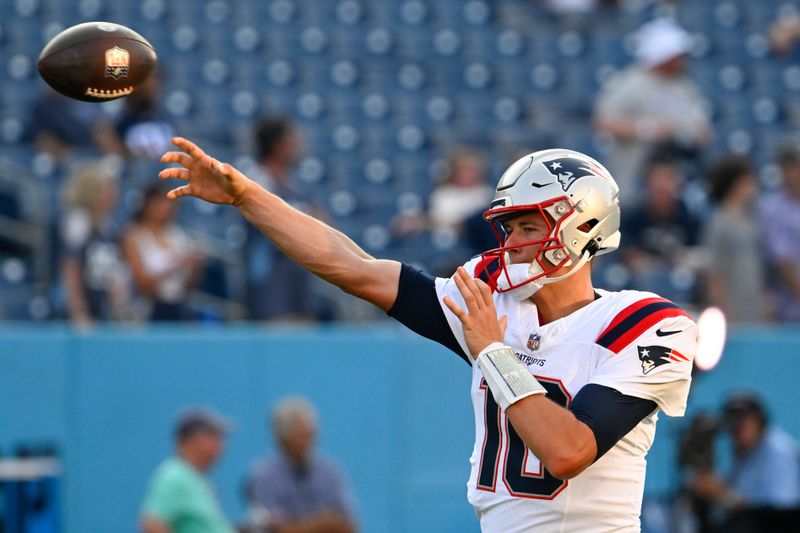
[638,345,690,375]
[542,157,598,191]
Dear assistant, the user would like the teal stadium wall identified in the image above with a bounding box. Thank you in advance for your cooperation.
[1,324,799,533]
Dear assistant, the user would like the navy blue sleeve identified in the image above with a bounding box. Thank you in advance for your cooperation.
[570,383,658,461]
[387,263,470,364]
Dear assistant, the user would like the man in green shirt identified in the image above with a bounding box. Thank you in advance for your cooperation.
[141,408,235,533]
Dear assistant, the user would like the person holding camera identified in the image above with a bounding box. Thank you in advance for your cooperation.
[687,394,800,532]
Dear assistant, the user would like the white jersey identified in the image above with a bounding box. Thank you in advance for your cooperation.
[435,258,696,533]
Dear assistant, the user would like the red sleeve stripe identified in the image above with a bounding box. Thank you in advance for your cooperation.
[596,297,667,339]
[596,299,691,354]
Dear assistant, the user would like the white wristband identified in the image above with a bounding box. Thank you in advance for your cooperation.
[476,342,547,411]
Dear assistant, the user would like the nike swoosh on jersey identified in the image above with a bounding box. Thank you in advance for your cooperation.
[655,329,682,337]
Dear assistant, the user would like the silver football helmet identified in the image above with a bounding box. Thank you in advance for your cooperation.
[481,149,621,300]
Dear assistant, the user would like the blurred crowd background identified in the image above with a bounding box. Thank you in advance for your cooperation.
[4,0,800,326]
[1,0,800,532]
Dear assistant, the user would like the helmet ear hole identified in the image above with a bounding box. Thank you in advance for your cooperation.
[577,219,599,233]
[576,219,601,257]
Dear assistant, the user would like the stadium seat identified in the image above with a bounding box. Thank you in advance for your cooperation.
[335,0,364,26]
[398,0,430,27]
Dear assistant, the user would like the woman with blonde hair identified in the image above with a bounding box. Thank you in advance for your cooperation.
[60,159,129,327]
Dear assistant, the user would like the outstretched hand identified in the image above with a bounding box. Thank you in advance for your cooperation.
[159,137,253,205]
[443,266,508,360]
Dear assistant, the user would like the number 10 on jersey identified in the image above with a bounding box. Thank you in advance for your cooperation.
[477,377,572,499]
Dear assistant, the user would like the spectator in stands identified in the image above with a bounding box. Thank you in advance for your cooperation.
[246,396,357,533]
[760,146,800,322]
[116,73,176,161]
[620,153,701,303]
[122,184,204,321]
[428,149,493,236]
[60,159,130,328]
[393,148,494,274]
[769,12,800,55]
[141,408,234,533]
[245,117,322,321]
[395,148,492,235]
[701,156,770,323]
[689,394,800,530]
[27,88,124,163]
[595,18,711,205]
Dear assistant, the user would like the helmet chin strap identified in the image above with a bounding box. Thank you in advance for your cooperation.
[496,251,592,301]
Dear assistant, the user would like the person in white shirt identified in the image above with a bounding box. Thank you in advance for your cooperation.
[122,184,203,321]
[158,138,696,532]
[595,18,711,206]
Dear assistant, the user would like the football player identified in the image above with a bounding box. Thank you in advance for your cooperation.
[160,139,696,532]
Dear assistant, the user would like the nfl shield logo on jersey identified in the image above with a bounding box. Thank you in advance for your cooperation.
[527,333,541,351]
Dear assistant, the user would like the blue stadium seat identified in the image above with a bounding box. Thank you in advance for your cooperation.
[330,59,361,88]
[492,96,524,125]
[364,27,395,57]
[424,95,454,124]
[398,0,431,27]
[782,65,800,92]
[716,64,748,93]
[265,0,298,25]
[335,0,364,26]
[432,28,462,58]
[494,29,526,59]
[296,91,326,121]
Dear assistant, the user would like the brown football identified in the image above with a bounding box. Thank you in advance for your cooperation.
[37,21,157,103]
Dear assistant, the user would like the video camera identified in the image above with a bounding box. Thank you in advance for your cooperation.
[677,411,720,471]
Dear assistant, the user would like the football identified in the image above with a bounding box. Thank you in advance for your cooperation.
[37,21,157,103]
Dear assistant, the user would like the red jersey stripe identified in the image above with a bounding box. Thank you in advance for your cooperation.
[605,307,692,354]
[595,297,670,342]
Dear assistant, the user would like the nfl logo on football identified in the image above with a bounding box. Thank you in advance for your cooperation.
[527,333,541,351]
[105,46,129,79]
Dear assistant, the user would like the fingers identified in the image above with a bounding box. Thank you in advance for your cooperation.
[474,277,494,308]
[158,168,189,181]
[499,315,508,338]
[443,296,467,321]
[452,271,479,312]
[160,151,193,168]
[454,267,487,311]
[163,137,226,179]
[171,136,207,160]
[166,185,192,200]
